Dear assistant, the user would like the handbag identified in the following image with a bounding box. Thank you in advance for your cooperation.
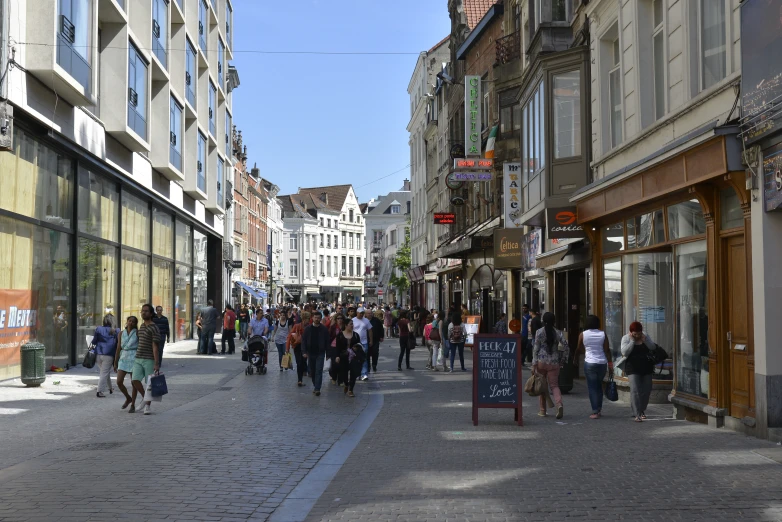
[409,335,417,349]
[429,328,441,342]
[352,344,367,363]
[525,373,546,396]
[82,347,96,369]
[281,352,293,369]
[150,373,168,397]
[605,372,619,402]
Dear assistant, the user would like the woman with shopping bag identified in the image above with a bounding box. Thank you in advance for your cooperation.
[531,312,569,419]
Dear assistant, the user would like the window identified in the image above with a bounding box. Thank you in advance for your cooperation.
[390,229,397,245]
[553,70,581,159]
[217,38,225,90]
[289,233,298,250]
[521,81,544,188]
[552,0,567,21]
[185,39,197,108]
[626,209,665,249]
[127,43,148,140]
[319,255,324,276]
[320,218,324,227]
[199,0,208,55]
[327,218,331,228]
[152,0,168,68]
[349,233,354,250]
[349,257,354,276]
[342,231,346,247]
[320,233,324,247]
[333,234,338,248]
[169,97,183,171]
[341,256,346,274]
[653,0,665,120]
[391,204,400,214]
[208,81,216,136]
[217,159,223,208]
[57,0,91,92]
[609,31,623,149]
[668,200,706,240]
[326,235,331,248]
[349,209,354,222]
[225,1,232,48]
[306,234,310,252]
[327,256,331,277]
[699,0,726,90]
[483,90,490,130]
[675,240,709,397]
[290,259,298,277]
[306,258,310,279]
[225,110,232,152]
[197,132,206,192]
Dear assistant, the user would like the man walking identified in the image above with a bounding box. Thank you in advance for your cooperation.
[131,304,160,415]
[521,305,532,364]
[153,306,170,367]
[352,307,373,380]
[221,304,237,354]
[238,304,250,340]
[302,311,329,396]
[198,299,219,354]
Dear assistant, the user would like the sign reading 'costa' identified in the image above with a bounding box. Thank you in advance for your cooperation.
[546,207,585,239]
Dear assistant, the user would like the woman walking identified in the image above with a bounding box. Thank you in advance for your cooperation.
[327,315,345,385]
[335,319,362,397]
[397,311,413,371]
[447,313,467,372]
[574,315,612,419]
[621,322,657,422]
[113,316,139,412]
[383,306,393,339]
[532,312,569,419]
[423,314,440,370]
[369,310,384,373]
[92,315,117,398]
[288,311,308,386]
[274,308,293,371]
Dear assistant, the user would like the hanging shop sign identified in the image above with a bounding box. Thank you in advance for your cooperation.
[472,333,523,427]
[450,195,466,206]
[545,207,585,239]
[471,236,494,251]
[763,143,782,212]
[454,158,494,170]
[452,171,493,182]
[493,228,525,270]
[465,75,482,157]
[450,143,466,159]
[433,212,456,224]
[503,163,522,228]
[446,173,464,190]
[522,228,542,271]
[230,260,243,269]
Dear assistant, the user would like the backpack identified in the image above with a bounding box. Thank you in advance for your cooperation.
[449,324,465,344]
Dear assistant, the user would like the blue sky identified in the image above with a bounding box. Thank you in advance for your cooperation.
[231,0,451,203]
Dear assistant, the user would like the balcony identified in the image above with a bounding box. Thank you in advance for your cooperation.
[496,31,520,65]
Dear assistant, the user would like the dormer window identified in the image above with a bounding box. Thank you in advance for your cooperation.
[391,205,401,214]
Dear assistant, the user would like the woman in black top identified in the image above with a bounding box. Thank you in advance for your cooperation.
[621,321,657,422]
[369,311,384,373]
[335,320,362,397]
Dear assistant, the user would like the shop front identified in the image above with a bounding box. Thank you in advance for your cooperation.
[407,266,426,308]
[575,133,752,423]
[0,126,219,381]
[435,259,463,312]
[321,286,343,305]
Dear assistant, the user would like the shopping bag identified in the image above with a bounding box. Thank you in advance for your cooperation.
[605,373,619,402]
[150,373,168,397]
[525,373,546,396]
[82,349,96,369]
[144,375,163,402]
[281,353,293,369]
[323,357,332,372]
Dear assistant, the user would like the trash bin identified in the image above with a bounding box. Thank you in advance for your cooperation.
[20,341,46,387]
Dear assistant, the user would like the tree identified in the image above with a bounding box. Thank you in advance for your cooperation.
[390,225,411,301]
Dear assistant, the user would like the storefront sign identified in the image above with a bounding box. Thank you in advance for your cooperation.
[454,158,493,170]
[546,207,585,239]
[493,228,525,269]
[740,0,782,144]
[453,171,492,181]
[446,173,464,190]
[763,144,782,212]
[471,236,494,250]
[465,75,482,156]
[230,260,243,269]
[503,163,522,228]
[450,143,466,159]
[472,333,523,427]
[0,290,38,379]
[522,229,542,271]
[433,212,456,224]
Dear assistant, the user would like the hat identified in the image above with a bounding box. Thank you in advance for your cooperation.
[357,307,365,313]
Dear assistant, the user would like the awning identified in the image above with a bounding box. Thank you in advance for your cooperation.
[235,281,263,301]
[535,240,587,270]
[437,216,500,259]
[408,266,426,282]
[307,293,324,300]
[282,286,295,299]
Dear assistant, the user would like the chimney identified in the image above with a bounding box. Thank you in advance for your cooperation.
[250,162,260,178]
[402,179,411,191]
[320,192,329,205]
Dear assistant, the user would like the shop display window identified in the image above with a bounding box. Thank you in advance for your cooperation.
[193,269,208,313]
[675,241,709,398]
[668,200,706,240]
[152,259,173,320]
[76,238,118,341]
[121,191,150,252]
[602,222,624,254]
[121,250,149,320]
[153,208,174,259]
[78,169,118,241]
[176,221,192,265]
[175,264,192,340]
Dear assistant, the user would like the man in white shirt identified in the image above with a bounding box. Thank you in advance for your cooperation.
[352,307,373,381]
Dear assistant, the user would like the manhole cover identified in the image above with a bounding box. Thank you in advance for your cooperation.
[69,442,127,451]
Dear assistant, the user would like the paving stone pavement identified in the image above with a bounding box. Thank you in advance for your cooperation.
[0,337,371,522]
[305,337,782,522]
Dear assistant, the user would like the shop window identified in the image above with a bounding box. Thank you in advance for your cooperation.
[675,240,709,398]
[121,191,150,251]
[176,221,192,264]
[193,268,207,313]
[121,250,149,320]
[626,209,664,249]
[152,259,173,320]
[602,222,625,254]
[175,264,192,339]
[0,129,74,228]
[76,237,117,339]
[78,169,118,241]
[720,188,743,229]
[152,207,173,259]
[194,229,207,269]
[668,200,706,240]
[552,70,581,159]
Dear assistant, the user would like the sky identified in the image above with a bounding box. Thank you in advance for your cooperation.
[231,0,451,203]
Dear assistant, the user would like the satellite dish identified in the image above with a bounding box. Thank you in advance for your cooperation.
[450,196,465,206]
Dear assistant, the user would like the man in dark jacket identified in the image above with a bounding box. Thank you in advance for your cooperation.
[303,311,330,396]
[153,306,170,367]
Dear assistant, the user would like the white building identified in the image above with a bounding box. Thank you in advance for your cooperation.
[407,38,450,289]
[264,180,284,305]
[277,196,320,303]
[376,220,411,307]
[0,0,239,377]
[363,185,411,305]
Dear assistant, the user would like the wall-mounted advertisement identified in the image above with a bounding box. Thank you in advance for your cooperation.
[503,162,522,228]
[521,229,542,271]
[0,290,39,381]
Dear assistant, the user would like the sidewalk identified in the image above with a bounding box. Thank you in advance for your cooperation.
[305,340,782,522]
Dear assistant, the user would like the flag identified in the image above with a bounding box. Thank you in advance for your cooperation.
[485,125,498,159]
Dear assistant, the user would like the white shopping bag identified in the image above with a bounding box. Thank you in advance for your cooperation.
[144,375,163,403]
[323,357,332,372]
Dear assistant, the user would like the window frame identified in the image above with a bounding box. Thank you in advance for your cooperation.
[152,0,168,68]
[289,233,298,251]
[208,81,216,136]
[197,131,206,192]
[185,39,197,108]
[697,0,728,92]
[169,96,183,171]
[198,0,208,55]
[127,42,148,141]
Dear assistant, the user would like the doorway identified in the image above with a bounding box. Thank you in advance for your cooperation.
[554,268,587,364]
[724,235,752,418]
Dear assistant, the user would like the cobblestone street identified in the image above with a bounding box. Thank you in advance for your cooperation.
[2,338,782,522]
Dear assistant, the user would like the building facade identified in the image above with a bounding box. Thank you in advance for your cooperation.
[0,0,238,379]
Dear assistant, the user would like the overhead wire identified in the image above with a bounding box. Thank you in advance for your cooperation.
[355,165,411,189]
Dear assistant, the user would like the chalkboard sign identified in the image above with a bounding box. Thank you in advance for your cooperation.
[472,334,523,426]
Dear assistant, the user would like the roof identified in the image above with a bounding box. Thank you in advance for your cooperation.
[427,35,450,54]
[276,195,316,219]
[465,0,498,30]
[296,185,353,212]
[359,203,369,213]
[366,191,412,216]
[457,1,504,60]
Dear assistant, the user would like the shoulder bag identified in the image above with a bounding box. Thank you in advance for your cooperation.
[605,372,619,402]
[429,326,441,342]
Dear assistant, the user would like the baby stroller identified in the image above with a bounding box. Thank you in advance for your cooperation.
[243,335,268,375]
